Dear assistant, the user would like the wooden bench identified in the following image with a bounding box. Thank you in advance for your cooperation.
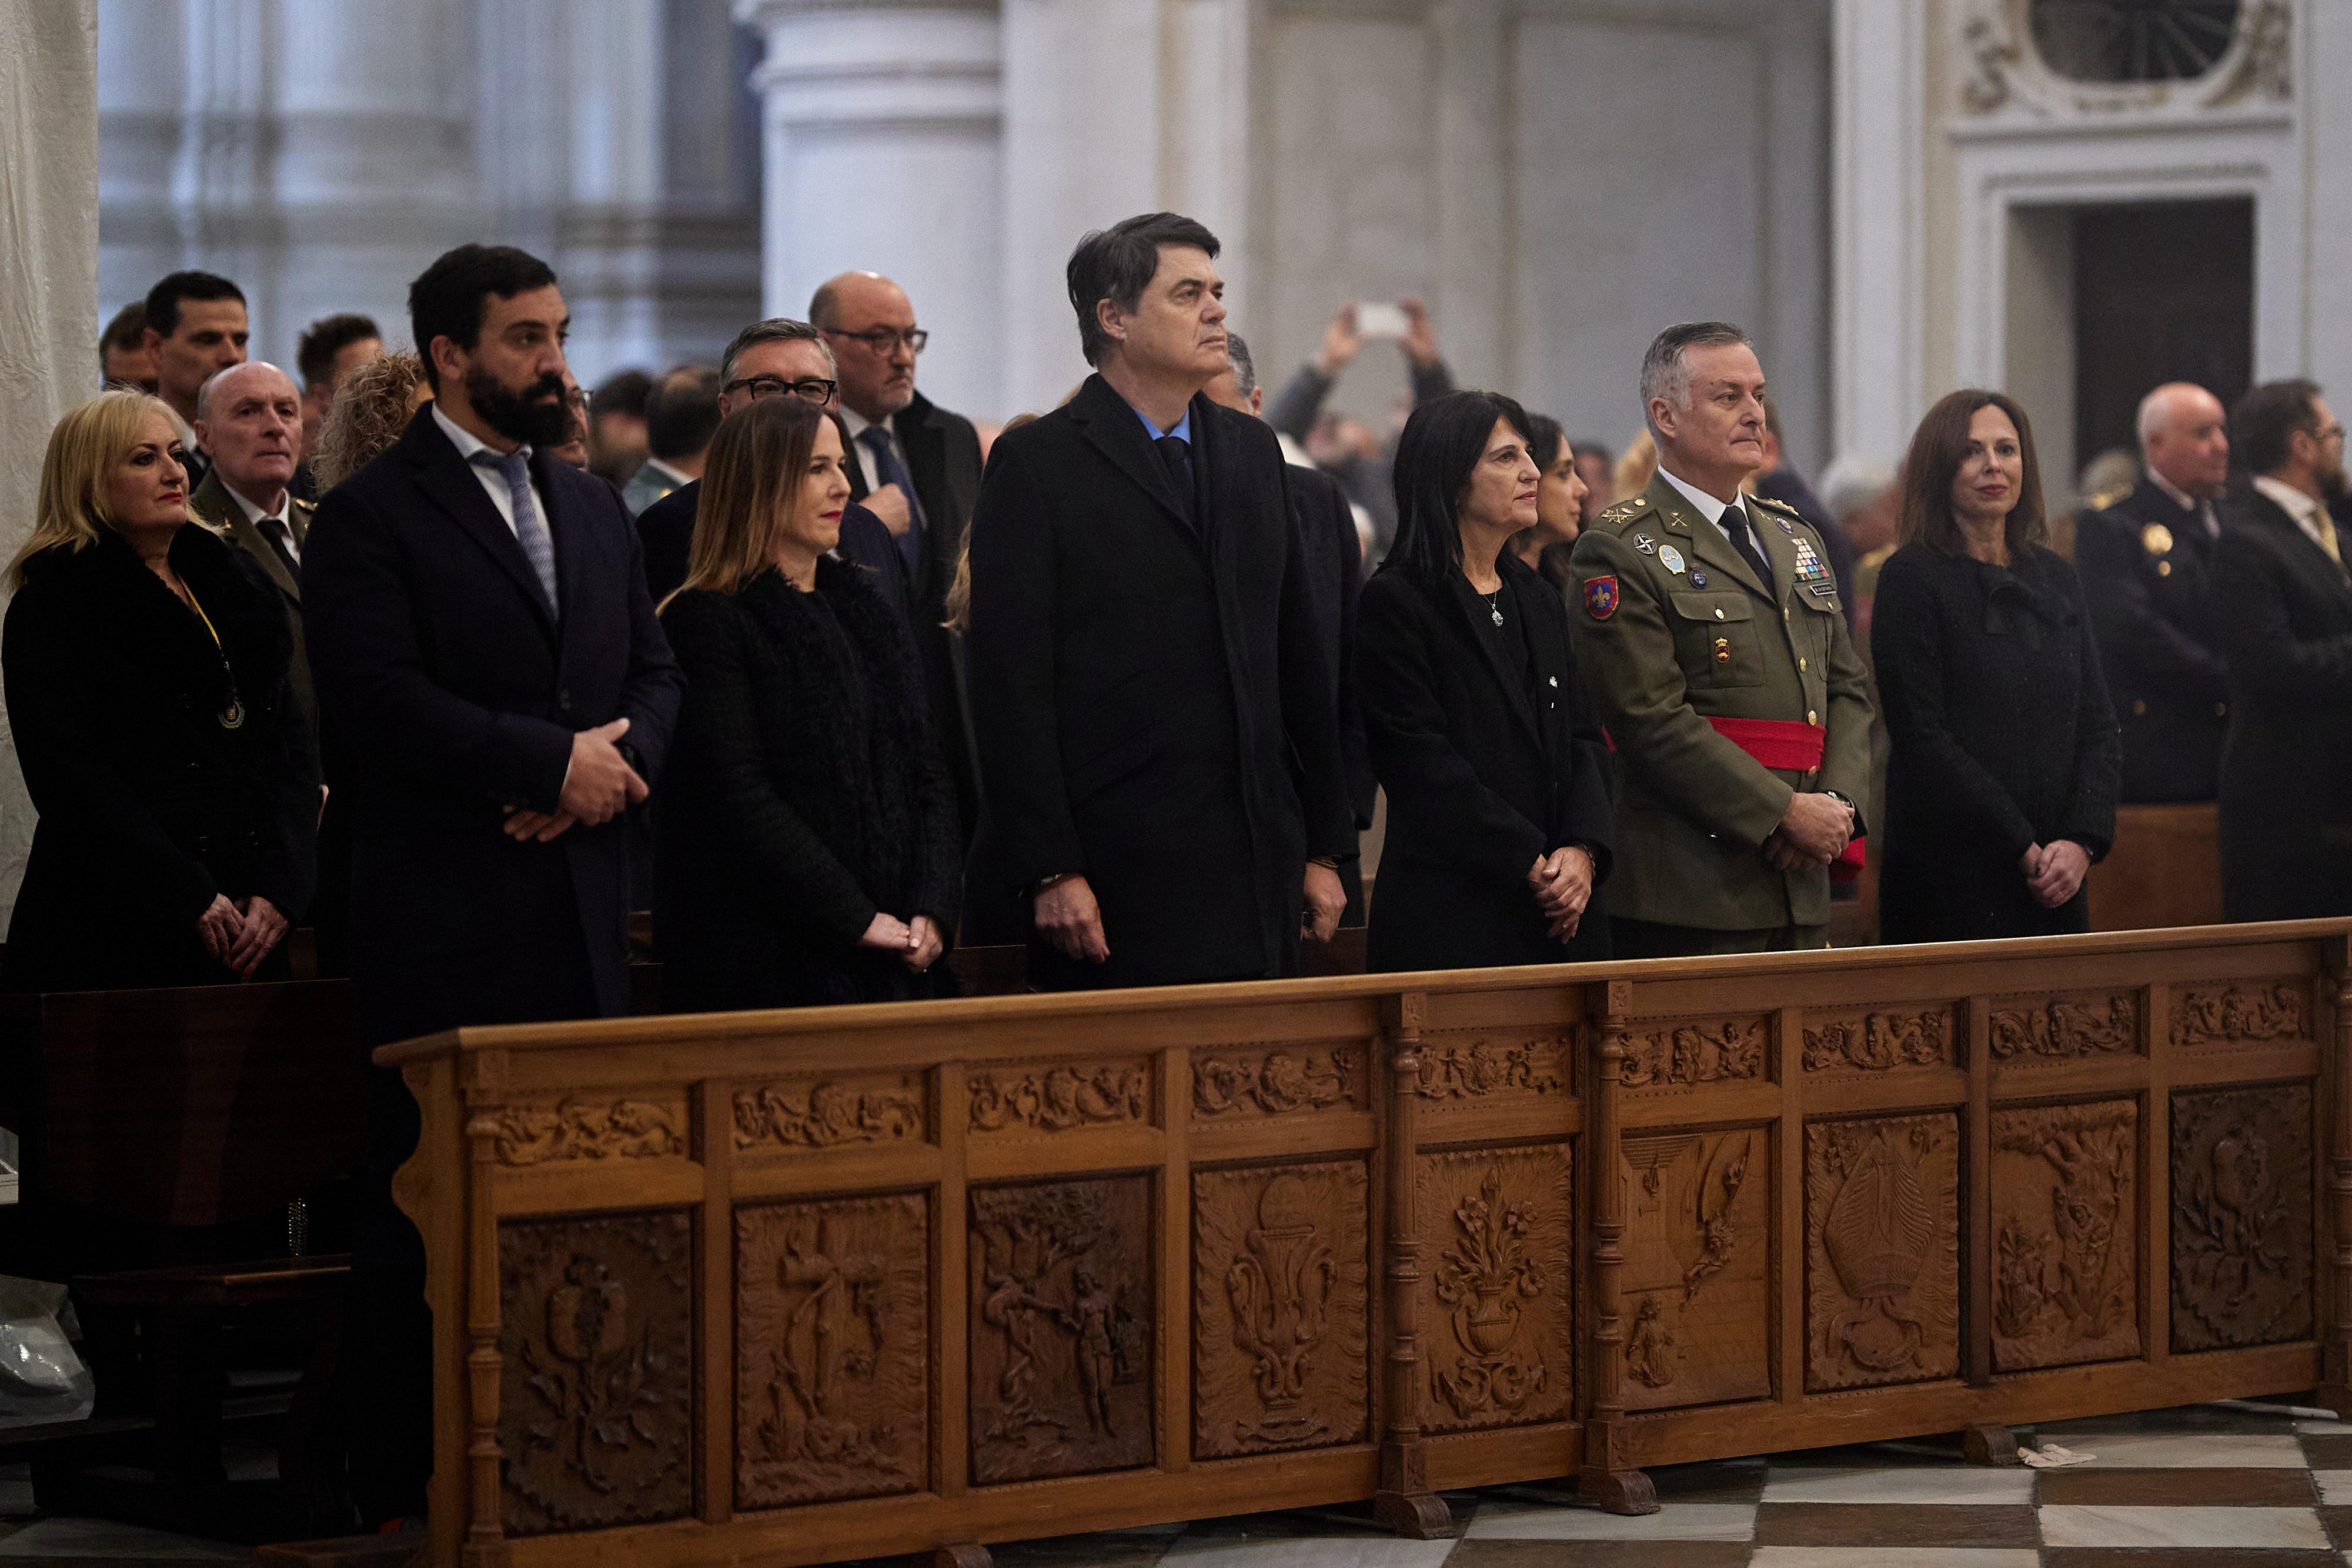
[2087,801,2225,931]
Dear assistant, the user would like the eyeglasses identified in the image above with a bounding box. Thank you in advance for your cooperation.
[723,375,838,405]
[823,326,928,355]
[2317,424,2347,444]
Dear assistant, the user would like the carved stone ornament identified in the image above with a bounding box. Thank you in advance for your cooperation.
[734,1075,924,1151]
[1803,1010,1952,1074]
[968,1176,1154,1483]
[1192,1045,1363,1118]
[1419,1146,1573,1433]
[498,1211,694,1536]
[1990,1101,2140,1371]
[1191,1163,1369,1457]
[735,1193,929,1509]
[1620,1018,1765,1090]
[1410,1032,1568,1099]
[1956,0,2291,122]
[2172,984,2307,1047]
[1619,1128,1770,1410]
[496,1096,685,1166]
[1988,994,2137,1061]
[969,1062,1149,1134]
[2171,1084,2313,1351]
[1806,1115,1961,1392]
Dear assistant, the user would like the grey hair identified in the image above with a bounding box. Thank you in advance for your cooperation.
[719,317,834,386]
[196,359,293,422]
[1225,330,1257,398]
[1819,455,1897,524]
[1639,321,1751,434]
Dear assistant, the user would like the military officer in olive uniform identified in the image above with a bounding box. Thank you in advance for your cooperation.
[2074,382,2231,803]
[1569,322,1875,957]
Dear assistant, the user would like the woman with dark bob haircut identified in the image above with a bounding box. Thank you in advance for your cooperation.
[1871,389,2120,941]
[1355,390,1616,970]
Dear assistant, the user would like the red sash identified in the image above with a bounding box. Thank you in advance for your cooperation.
[1608,717,1866,877]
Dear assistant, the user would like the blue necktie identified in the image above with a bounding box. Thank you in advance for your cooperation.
[472,448,559,614]
[857,424,927,577]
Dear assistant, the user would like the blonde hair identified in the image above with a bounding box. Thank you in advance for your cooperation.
[665,396,826,607]
[7,390,181,591]
[315,350,428,492]
[943,410,1040,634]
[1609,428,1658,505]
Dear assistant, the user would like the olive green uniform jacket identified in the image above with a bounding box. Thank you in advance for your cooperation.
[190,469,316,750]
[1568,470,1875,931]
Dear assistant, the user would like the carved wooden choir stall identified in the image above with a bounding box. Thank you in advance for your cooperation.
[378,919,2352,1567]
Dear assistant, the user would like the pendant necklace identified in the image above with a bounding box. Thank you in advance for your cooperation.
[1482,589,1504,627]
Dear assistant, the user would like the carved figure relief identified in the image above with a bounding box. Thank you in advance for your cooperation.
[1806,1115,1960,1392]
[733,1075,924,1151]
[1191,1164,1368,1457]
[968,1062,1149,1134]
[1411,1033,1567,1099]
[734,1195,928,1509]
[2172,1084,2313,1351]
[1988,994,2137,1060]
[1417,1146,1572,1433]
[1990,1101,2139,1371]
[1958,0,2290,118]
[967,1177,1154,1483]
[1620,1129,1770,1410]
[1803,1011,1953,1074]
[1192,1045,1362,1118]
[496,1097,684,1166]
[497,1211,694,1536]
[1620,1018,1765,1089]
[2173,984,2307,1048]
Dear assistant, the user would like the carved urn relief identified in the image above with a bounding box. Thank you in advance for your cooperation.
[1417,1146,1572,1433]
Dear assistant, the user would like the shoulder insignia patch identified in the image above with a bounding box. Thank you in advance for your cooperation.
[1633,533,1657,554]
[1583,574,1620,620]
[2087,484,2133,513]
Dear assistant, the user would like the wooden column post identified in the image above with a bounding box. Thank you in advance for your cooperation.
[459,1048,514,1568]
[1374,992,1451,1539]
[2322,942,2352,1417]
[1581,979,1658,1515]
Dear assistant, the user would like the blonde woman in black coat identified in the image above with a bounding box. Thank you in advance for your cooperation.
[655,396,961,1010]
[1357,391,1615,971]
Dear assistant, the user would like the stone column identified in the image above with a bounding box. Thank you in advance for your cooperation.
[1829,0,1929,470]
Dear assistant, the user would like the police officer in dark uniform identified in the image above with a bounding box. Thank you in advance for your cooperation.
[2073,382,2231,802]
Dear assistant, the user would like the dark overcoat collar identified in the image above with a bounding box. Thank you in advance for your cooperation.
[1070,372,1200,537]
[393,404,567,637]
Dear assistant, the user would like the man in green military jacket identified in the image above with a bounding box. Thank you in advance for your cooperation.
[1569,322,1875,955]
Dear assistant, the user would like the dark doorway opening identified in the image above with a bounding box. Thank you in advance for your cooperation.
[2072,198,2253,476]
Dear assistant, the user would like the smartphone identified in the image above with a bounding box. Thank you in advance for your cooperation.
[1355,302,1409,340]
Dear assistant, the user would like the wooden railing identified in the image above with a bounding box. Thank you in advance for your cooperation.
[378,920,2352,1568]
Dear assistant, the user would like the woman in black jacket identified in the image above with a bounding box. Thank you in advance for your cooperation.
[2,390,315,992]
[655,395,960,1010]
[1357,390,1615,971]
[1872,389,2120,942]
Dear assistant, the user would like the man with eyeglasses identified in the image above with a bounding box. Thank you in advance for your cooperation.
[631,316,907,617]
[812,271,985,839]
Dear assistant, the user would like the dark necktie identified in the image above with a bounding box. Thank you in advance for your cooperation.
[857,424,927,577]
[1155,434,1195,523]
[257,514,300,579]
[1722,499,1772,587]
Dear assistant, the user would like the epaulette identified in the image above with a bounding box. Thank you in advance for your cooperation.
[2083,483,2133,513]
[1750,492,1802,518]
[1593,496,1655,532]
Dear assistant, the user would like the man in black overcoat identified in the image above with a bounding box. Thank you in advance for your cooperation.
[965,212,1352,989]
[2212,378,2352,921]
[303,244,684,1526]
[2076,382,2234,803]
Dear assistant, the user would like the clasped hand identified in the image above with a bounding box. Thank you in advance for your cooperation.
[1765,791,1855,871]
[503,717,650,843]
[2019,840,2090,909]
[194,893,289,977]
[861,911,944,972]
[1527,846,1594,942]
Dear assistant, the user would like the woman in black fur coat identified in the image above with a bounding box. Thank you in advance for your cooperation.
[654,396,960,1011]
[2,391,316,992]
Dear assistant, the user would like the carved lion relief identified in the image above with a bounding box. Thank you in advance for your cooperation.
[1409,1032,1569,1099]
[1192,1045,1364,1118]
[1803,1010,1954,1075]
[497,1211,694,1536]
[1621,1018,1766,1091]
[968,1177,1154,1483]
[1417,1146,1573,1434]
[734,1194,928,1509]
[1619,1128,1770,1410]
[1805,1115,1960,1392]
[1990,1101,2139,1371]
[496,1096,686,1166]
[969,1061,1150,1135]
[1191,1162,1369,1457]
[2171,1084,2313,1352]
[1989,994,2137,1061]
[734,1075,924,1151]
[2173,984,2307,1048]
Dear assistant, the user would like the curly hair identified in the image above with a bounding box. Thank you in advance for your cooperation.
[314,350,428,493]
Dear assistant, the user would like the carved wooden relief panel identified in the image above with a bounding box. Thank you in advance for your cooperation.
[734,1194,929,1509]
[1621,1017,1768,1091]
[967,1176,1154,1483]
[1990,1101,2139,1371]
[1192,1044,1365,1119]
[2171,1084,2314,1352]
[1417,1145,1573,1434]
[1620,1128,1770,1409]
[1804,1115,1960,1392]
[496,1095,687,1166]
[497,1210,694,1536]
[1989,992,2137,1061]
[1191,1162,1369,1457]
[1408,1031,1570,1101]
[1802,1009,1956,1076]
[968,1061,1151,1135]
[2173,984,2308,1048]
[734,1074,925,1151]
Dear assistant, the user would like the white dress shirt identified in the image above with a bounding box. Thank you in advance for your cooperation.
[1657,464,1758,547]
[2252,474,2337,556]
[223,480,300,564]
[432,403,547,543]
[838,404,893,494]
[2146,468,2220,539]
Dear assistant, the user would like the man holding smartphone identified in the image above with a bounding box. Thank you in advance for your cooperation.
[1263,299,1457,553]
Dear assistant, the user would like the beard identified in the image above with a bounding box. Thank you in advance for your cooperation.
[2320,459,2350,506]
[466,362,570,449]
